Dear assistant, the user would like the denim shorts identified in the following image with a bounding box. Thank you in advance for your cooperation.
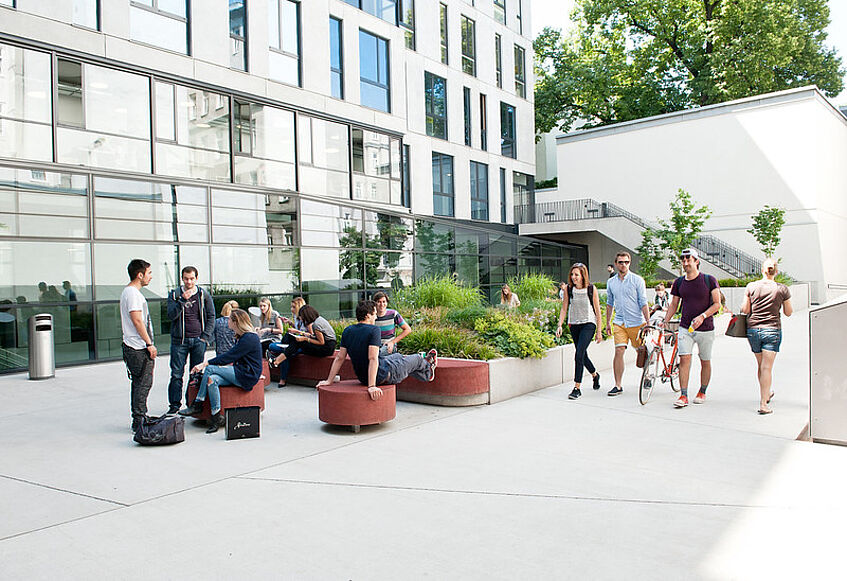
[747,328,782,353]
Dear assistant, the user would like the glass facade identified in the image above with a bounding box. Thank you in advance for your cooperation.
[359,30,390,113]
[470,161,488,221]
[130,0,188,54]
[424,72,447,140]
[431,152,454,217]
[0,44,52,163]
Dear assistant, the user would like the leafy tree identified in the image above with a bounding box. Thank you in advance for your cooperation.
[635,189,711,274]
[748,205,786,257]
[635,228,664,279]
[534,0,844,135]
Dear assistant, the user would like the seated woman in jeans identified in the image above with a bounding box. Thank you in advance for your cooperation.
[269,305,336,388]
[555,263,602,400]
[179,308,262,433]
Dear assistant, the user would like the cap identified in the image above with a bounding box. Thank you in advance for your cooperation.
[680,248,699,260]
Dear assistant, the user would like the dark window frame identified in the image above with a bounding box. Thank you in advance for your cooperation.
[330,16,344,100]
[424,71,448,140]
[460,15,476,76]
[432,151,454,217]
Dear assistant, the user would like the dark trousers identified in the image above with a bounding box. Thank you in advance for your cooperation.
[569,323,597,384]
[269,336,336,381]
[376,352,432,385]
[123,343,154,422]
[168,337,206,407]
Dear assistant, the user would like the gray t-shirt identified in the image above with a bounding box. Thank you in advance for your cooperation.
[120,285,152,350]
[310,316,336,342]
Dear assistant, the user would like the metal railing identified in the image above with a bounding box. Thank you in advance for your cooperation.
[515,198,762,277]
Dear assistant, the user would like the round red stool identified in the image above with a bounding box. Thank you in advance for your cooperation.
[318,380,396,433]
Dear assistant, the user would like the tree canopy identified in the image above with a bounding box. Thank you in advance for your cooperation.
[534,0,845,135]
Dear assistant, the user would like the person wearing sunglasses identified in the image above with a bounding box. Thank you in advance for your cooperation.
[605,251,650,396]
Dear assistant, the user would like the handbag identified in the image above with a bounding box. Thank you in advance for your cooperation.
[134,415,185,446]
[225,406,260,440]
[725,313,748,338]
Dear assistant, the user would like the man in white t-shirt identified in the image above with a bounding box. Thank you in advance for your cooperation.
[121,259,156,432]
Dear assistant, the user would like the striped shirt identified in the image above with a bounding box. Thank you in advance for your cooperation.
[375,309,406,343]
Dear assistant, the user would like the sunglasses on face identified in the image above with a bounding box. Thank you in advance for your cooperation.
[617,260,630,264]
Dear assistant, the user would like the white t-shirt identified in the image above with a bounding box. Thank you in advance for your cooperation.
[121,285,152,349]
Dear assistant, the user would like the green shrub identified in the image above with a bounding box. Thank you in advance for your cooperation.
[474,311,555,359]
[393,275,482,311]
[397,326,502,360]
[329,319,353,339]
[508,273,556,301]
[444,304,489,329]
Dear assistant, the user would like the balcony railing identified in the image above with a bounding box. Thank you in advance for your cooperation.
[515,198,762,277]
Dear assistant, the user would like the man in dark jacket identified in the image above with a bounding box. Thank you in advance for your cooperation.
[166,266,215,414]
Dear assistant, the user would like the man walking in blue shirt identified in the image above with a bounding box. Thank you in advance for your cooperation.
[604,252,650,396]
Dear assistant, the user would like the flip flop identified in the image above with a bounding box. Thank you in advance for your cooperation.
[757,408,773,415]
[767,391,775,404]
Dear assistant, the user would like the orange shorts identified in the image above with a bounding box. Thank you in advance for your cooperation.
[613,324,644,348]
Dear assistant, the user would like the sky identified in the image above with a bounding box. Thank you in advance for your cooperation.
[530,0,847,105]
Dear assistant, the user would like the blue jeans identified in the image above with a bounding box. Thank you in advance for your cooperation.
[169,337,207,408]
[195,364,239,415]
[376,353,432,385]
[747,328,782,353]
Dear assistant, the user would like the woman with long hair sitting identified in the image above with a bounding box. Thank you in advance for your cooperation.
[214,300,239,356]
[179,308,262,433]
[270,304,337,388]
[500,283,521,308]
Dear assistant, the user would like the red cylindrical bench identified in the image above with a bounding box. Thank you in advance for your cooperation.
[186,363,268,421]
[318,380,396,433]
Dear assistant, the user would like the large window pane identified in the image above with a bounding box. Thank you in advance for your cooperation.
[0,241,91,303]
[500,102,516,159]
[233,102,296,189]
[269,0,300,86]
[0,303,95,371]
[130,5,188,54]
[514,44,526,98]
[300,200,362,248]
[365,250,413,289]
[359,30,390,113]
[0,168,89,239]
[73,0,99,29]
[301,248,363,291]
[212,246,298,295]
[424,72,447,140]
[470,161,488,221]
[431,152,453,217]
[364,211,413,251]
[414,219,453,253]
[230,0,247,70]
[0,45,53,162]
[330,17,344,99]
[298,116,350,199]
[460,16,475,76]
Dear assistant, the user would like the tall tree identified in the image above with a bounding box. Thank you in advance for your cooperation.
[535,0,844,135]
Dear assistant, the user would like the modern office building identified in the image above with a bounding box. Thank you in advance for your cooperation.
[0,0,585,371]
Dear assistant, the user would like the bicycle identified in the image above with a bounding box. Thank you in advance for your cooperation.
[638,320,681,405]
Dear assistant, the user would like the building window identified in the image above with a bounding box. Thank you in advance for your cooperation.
[514,45,526,98]
[0,44,52,162]
[500,101,516,159]
[73,0,99,30]
[330,17,344,99]
[232,100,296,189]
[513,171,534,218]
[268,0,300,86]
[230,0,247,71]
[402,144,411,207]
[352,129,403,205]
[399,0,415,50]
[129,1,189,55]
[56,60,151,173]
[0,0,14,6]
[439,3,448,65]
[500,167,507,223]
[479,93,487,151]
[343,0,397,25]
[463,87,472,147]
[432,152,454,217]
[470,161,488,221]
[154,81,230,181]
[359,30,390,113]
[494,0,505,25]
[424,72,447,140]
[494,34,502,88]
[298,115,351,199]
[460,16,476,76]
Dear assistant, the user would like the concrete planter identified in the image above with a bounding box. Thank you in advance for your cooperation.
[487,345,567,404]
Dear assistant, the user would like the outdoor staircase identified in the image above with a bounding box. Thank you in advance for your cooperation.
[515,198,762,278]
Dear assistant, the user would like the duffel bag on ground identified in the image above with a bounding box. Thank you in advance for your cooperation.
[134,415,185,446]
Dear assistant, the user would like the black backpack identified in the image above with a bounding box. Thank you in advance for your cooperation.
[134,415,185,446]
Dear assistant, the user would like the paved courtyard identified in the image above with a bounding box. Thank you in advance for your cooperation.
[1,310,845,580]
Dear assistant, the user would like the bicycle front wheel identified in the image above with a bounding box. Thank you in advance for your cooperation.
[669,351,680,392]
[639,349,659,405]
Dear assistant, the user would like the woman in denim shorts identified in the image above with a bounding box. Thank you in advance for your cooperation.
[740,259,793,414]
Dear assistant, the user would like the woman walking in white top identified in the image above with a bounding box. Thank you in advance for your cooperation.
[556,263,603,400]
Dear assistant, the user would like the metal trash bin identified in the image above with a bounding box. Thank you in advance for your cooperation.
[28,314,55,380]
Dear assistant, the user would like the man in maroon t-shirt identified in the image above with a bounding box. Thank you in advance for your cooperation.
[662,248,722,408]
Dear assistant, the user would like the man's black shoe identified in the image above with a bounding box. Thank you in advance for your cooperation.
[166,405,180,415]
[592,373,601,390]
[568,388,582,400]
[178,402,203,417]
[607,386,624,397]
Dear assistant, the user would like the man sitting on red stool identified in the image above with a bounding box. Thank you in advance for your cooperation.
[317,300,437,399]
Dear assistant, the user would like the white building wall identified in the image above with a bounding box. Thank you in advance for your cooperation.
[555,88,847,301]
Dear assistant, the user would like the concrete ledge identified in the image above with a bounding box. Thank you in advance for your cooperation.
[489,345,566,404]
[396,358,490,406]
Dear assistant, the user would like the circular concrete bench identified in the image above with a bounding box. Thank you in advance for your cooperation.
[318,380,396,433]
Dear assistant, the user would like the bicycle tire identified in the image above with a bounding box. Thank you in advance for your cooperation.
[669,352,680,392]
[639,349,659,405]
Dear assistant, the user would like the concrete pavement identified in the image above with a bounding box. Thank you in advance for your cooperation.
[1,310,845,580]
